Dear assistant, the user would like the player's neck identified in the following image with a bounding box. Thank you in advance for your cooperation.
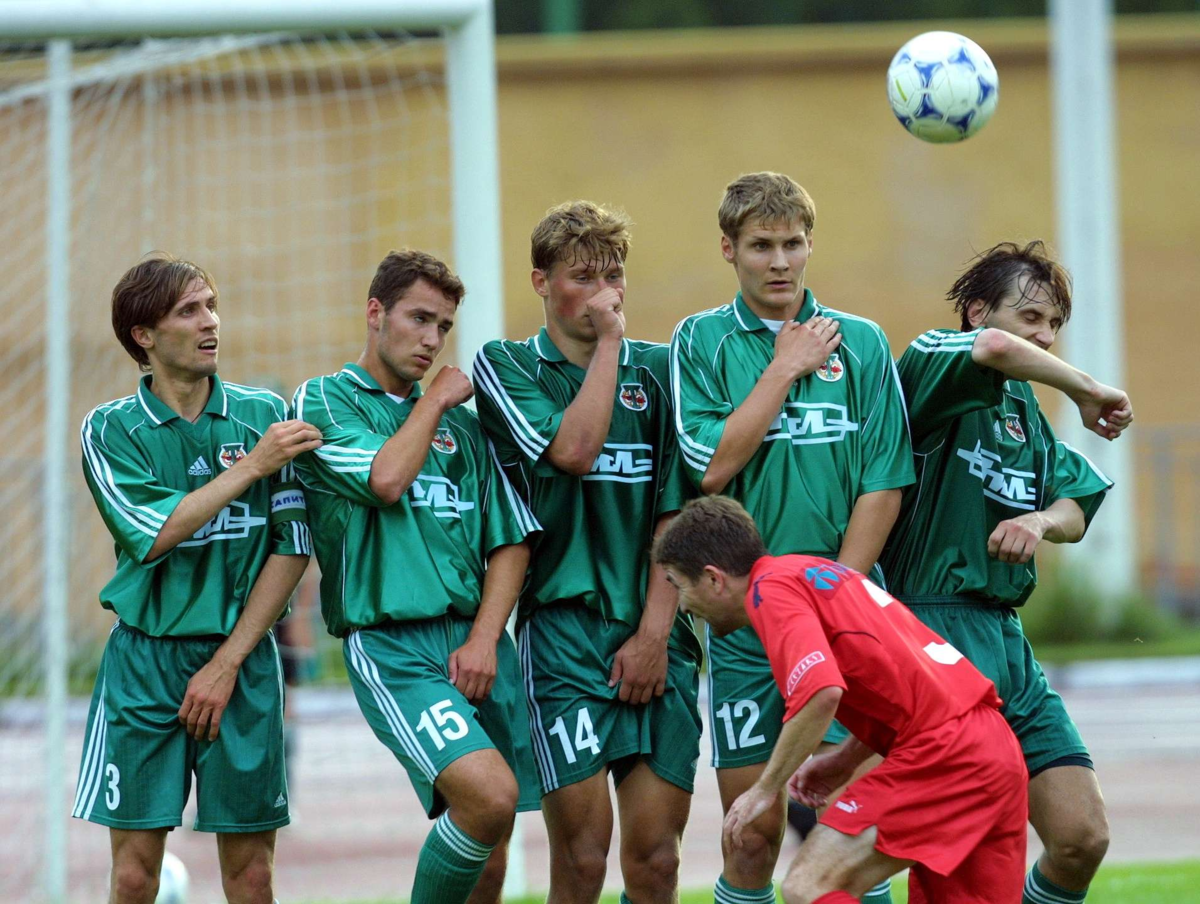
[545,320,601,370]
[741,283,806,323]
[357,349,414,398]
[148,369,212,423]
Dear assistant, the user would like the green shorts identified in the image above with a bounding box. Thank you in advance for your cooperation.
[706,622,847,769]
[73,621,288,833]
[903,598,1090,776]
[343,615,540,818]
[518,603,702,795]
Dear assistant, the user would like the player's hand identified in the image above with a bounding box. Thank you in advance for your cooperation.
[771,317,841,382]
[244,420,323,477]
[788,751,855,810]
[723,783,781,852]
[585,287,626,342]
[987,513,1046,564]
[178,651,240,741]
[608,630,667,705]
[1072,381,1133,441]
[425,365,474,412]
[448,633,497,704]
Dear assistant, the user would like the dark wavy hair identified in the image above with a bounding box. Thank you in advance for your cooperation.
[948,240,1072,331]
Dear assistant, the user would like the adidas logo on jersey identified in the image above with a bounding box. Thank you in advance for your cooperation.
[188,456,212,476]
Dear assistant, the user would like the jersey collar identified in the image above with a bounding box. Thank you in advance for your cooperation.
[338,362,423,400]
[731,288,818,332]
[136,374,228,426]
[532,327,632,366]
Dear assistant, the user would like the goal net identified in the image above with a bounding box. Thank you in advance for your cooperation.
[0,18,494,901]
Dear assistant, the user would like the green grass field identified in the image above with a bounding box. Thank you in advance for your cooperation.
[319,859,1200,903]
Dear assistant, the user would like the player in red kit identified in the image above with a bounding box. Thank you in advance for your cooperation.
[654,496,1027,904]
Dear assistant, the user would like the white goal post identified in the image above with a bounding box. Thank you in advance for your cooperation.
[1,3,504,903]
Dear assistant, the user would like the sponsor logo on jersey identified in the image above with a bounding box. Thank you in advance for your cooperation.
[785,651,827,696]
[835,799,860,814]
[815,353,845,383]
[270,489,307,514]
[618,382,648,411]
[1004,415,1026,443]
[766,403,860,446]
[431,427,457,455]
[956,441,1038,510]
[584,443,653,483]
[804,564,848,590]
[409,474,476,519]
[751,574,772,608]
[188,456,212,476]
[218,442,247,469]
[179,500,267,547]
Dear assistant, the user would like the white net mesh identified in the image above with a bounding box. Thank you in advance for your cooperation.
[0,31,451,901]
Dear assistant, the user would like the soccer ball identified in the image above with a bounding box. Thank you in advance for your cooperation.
[156,851,189,904]
[886,31,999,143]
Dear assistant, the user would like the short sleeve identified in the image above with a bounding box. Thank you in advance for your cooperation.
[897,329,1008,448]
[268,460,312,556]
[472,342,564,467]
[80,407,187,565]
[668,319,733,487]
[291,376,389,507]
[1045,427,1113,532]
[856,327,915,495]
[480,436,542,555]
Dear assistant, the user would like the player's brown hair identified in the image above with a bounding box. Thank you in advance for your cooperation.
[369,249,465,313]
[718,171,816,242]
[653,496,768,581]
[948,240,1073,331]
[111,254,217,371]
[530,200,632,274]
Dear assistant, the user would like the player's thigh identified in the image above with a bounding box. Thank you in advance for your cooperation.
[518,607,641,795]
[1028,764,1108,848]
[782,824,912,902]
[109,828,169,879]
[74,626,196,830]
[195,632,289,833]
[615,760,691,857]
[434,747,519,817]
[541,767,615,856]
[344,623,494,818]
[216,830,277,888]
[471,628,542,812]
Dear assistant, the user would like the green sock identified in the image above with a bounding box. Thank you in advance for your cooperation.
[620,895,634,904]
[410,812,495,904]
[714,874,775,904]
[1023,862,1087,904]
[862,878,894,902]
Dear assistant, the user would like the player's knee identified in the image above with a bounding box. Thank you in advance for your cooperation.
[1047,812,1110,874]
[556,839,609,892]
[779,870,824,904]
[472,771,519,831]
[221,857,274,904]
[624,840,680,895]
[111,860,159,904]
[724,821,780,875]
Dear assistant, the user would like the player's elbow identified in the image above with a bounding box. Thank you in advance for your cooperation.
[699,468,730,496]
[970,328,1011,368]
[809,686,843,719]
[547,444,597,476]
[368,475,406,505]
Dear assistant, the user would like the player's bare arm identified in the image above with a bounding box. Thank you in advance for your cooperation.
[448,540,530,704]
[835,488,902,575]
[145,419,322,561]
[971,328,1133,440]
[788,736,876,810]
[700,317,841,494]
[609,513,677,705]
[368,365,472,504]
[724,685,843,849]
[987,497,1086,565]
[543,287,625,475]
[178,552,309,740]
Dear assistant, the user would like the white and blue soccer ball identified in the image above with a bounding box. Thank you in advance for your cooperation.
[887,31,999,143]
[155,851,189,904]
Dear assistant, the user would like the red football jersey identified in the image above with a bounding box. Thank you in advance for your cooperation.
[743,554,1003,755]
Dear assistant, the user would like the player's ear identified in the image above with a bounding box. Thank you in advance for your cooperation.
[365,297,385,331]
[965,298,988,329]
[720,234,735,264]
[130,324,154,353]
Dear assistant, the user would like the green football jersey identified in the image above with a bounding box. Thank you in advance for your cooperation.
[291,363,540,637]
[472,330,700,660]
[881,328,1113,606]
[669,289,915,558]
[81,375,311,637]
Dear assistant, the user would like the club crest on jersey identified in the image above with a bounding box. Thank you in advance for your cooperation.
[618,383,648,411]
[1004,415,1026,443]
[431,427,457,455]
[218,442,247,469]
[816,353,844,383]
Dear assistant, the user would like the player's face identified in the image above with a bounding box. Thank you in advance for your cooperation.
[722,219,813,318]
[370,279,457,385]
[971,275,1063,351]
[137,277,220,379]
[665,567,742,636]
[534,255,626,343]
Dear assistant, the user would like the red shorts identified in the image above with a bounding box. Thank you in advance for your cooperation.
[820,704,1028,903]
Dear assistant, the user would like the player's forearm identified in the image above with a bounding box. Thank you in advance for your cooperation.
[972,329,1098,401]
[828,735,876,771]
[212,553,309,668]
[757,687,843,792]
[545,336,622,475]
[1036,497,1087,544]
[145,463,265,562]
[701,363,795,494]
[368,394,446,504]
[836,489,902,575]
[638,515,680,644]
[471,541,530,643]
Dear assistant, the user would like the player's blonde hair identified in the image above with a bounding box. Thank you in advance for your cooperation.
[530,200,632,273]
[653,496,768,581]
[718,172,816,241]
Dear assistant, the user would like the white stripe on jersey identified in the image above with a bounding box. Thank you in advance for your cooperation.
[471,349,549,462]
